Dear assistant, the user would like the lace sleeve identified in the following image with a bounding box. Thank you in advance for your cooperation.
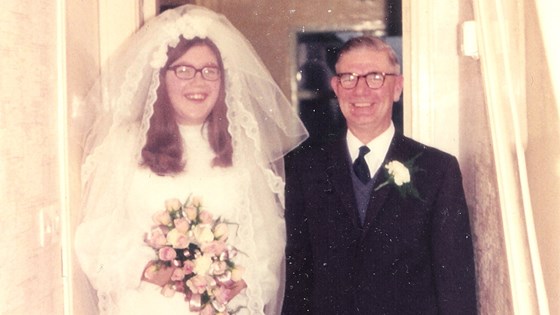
[74,124,156,313]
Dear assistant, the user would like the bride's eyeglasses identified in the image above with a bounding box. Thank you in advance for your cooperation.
[167,65,221,81]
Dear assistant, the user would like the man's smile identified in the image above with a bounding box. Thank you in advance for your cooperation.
[353,102,373,108]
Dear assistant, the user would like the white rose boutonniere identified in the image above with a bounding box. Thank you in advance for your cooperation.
[385,160,410,186]
[375,153,423,200]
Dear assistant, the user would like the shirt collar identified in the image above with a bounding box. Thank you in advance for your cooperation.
[347,123,395,175]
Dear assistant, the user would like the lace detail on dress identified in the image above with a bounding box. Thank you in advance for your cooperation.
[237,189,265,314]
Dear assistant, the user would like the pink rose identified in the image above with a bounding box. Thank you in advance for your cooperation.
[185,206,198,221]
[175,280,186,293]
[198,211,213,224]
[191,196,203,208]
[152,210,172,226]
[186,275,209,294]
[171,267,186,281]
[165,198,182,212]
[212,285,231,305]
[145,227,167,248]
[174,217,190,233]
[183,260,195,275]
[187,292,203,312]
[158,247,177,261]
[166,229,189,249]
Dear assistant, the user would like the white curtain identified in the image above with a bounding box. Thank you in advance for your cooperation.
[472,0,549,314]
[535,0,560,120]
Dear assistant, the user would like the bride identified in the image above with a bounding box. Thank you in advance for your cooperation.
[73,5,307,315]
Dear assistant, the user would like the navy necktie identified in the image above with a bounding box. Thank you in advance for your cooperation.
[353,146,371,184]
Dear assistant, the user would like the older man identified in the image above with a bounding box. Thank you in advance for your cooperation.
[282,36,477,315]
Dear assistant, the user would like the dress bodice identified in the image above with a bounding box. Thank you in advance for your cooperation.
[76,123,285,315]
[116,125,251,314]
[126,124,248,245]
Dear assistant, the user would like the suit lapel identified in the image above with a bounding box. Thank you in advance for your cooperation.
[361,134,408,232]
[325,138,362,229]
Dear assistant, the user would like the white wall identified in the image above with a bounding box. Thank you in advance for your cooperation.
[0,1,65,314]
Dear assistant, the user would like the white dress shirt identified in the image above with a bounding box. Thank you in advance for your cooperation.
[346,123,395,178]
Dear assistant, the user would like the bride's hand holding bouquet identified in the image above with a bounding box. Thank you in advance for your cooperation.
[142,195,245,313]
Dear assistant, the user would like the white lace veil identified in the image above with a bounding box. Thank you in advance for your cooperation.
[73,5,307,314]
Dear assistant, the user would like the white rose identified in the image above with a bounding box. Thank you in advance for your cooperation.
[166,228,189,249]
[193,254,213,275]
[193,225,214,244]
[164,198,182,212]
[213,223,229,241]
[191,196,203,208]
[386,161,411,186]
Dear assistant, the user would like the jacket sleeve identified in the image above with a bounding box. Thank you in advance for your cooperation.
[282,153,314,314]
[431,156,478,314]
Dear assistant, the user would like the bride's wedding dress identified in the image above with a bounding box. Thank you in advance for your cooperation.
[119,125,249,314]
[76,125,284,314]
[72,6,308,314]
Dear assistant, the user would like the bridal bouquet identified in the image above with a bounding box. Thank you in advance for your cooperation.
[144,195,244,314]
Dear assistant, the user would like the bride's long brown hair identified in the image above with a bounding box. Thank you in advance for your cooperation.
[141,36,233,175]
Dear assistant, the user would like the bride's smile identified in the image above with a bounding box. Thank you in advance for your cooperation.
[165,44,221,126]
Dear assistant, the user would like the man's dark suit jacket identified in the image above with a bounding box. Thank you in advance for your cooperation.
[282,132,477,315]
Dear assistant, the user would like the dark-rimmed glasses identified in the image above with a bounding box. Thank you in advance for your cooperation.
[167,65,221,81]
[336,72,398,89]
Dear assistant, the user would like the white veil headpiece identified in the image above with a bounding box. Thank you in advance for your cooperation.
[76,4,307,181]
[73,5,307,314]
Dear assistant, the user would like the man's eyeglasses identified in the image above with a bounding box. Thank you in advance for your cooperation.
[336,72,398,89]
[167,65,221,81]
